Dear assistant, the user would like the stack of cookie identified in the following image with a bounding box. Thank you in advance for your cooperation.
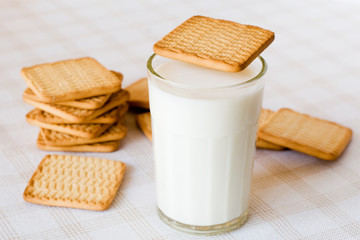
[21,57,129,152]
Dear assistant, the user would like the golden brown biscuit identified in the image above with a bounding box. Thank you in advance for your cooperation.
[23,155,126,210]
[21,57,123,103]
[22,71,123,109]
[26,114,113,138]
[23,90,130,122]
[37,136,121,152]
[258,108,352,160]
[39,120,127,146]
[23,88,111,110]
[26,105,128,124]
[154,15,274,72]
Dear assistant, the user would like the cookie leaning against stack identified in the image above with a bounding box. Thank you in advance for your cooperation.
[21,57,130,152]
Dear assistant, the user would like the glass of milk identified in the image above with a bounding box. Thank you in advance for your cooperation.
[147,54,267,234]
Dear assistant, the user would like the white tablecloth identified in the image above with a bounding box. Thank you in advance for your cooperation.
[1,0,360,239]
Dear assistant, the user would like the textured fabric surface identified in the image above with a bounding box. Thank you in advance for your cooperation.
[1,0,360,239]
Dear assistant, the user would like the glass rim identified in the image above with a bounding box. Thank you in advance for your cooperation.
[146,53,267,90]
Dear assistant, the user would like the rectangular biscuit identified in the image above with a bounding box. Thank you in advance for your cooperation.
[23,88,111,110]
[258,108,352,160]
[40,120,127,146]
[26,107,120,124]
[23,154,126,210]
[23,90,130,122]
[22,71,123,109]
[37,135,121,152]
[21,57,123,103]
[26,114,113,138]
[153,15,274,72]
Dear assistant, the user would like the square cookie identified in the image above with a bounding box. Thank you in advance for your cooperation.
[258,108,352,160]
[23,155,126,210]
[21,57,123,102]
[153,15,274,72]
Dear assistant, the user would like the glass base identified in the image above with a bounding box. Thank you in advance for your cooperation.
[157,208,248,235]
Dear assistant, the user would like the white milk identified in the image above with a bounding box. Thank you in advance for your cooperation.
[148,55,266,228]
